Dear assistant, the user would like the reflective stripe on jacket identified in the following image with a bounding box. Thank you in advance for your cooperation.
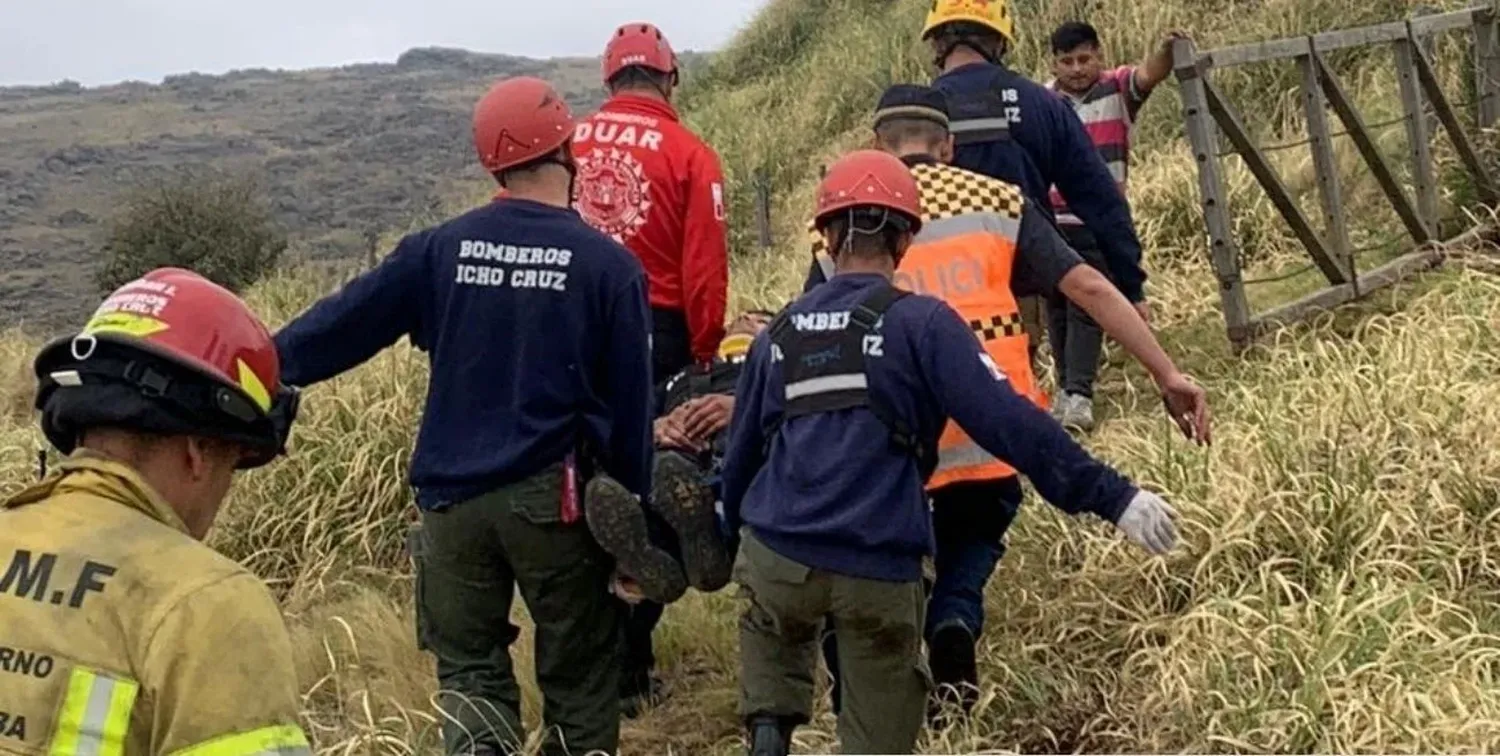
[809,161,1046,489]
[0,453,309,756]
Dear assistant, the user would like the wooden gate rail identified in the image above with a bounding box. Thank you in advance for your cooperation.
[1172,2,1500,352]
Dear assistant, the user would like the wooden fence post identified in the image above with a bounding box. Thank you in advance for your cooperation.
[753,170,773,249]
[364,228,379,270]
[1396,17,1439,236]
[1477,1,1500,127]
[1418,5,1442,138]
[1174,37,1254,349]
[1317,48,1435,246]
[1205,79,1350,284]
[1298,41,1356,288]
[1412,35,1500,205]
[1174,6,1491,352]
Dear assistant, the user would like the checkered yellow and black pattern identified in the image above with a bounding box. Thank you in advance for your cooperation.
[805,162,1028,258]
[909,163,1026,222]
[970,313,1026,341]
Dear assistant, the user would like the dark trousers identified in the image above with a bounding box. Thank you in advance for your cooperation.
[738,529,931,754]
[1045,223,1109,398]
[650,306,693,412]
[822,476,1023,713]
[924,477,1023,637]
[621,306,694,698]
[412,465,622,756]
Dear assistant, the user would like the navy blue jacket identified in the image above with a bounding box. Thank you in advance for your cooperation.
[933,61,1148,302]
[720,272,1138,582]
[274,198,655,511]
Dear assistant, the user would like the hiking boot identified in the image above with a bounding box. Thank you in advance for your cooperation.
[928,622,979,722]
[746,715,792,756]
[585,475,687,604]
[650,451,732,592]
[1058,392,1095,432]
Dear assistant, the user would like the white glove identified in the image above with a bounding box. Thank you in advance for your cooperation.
[1115,491,1179,555]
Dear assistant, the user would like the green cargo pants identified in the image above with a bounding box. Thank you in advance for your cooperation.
[411,464,622,756]
[734,528,932,754]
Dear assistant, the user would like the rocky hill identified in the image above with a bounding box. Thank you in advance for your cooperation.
[0,47,705,335]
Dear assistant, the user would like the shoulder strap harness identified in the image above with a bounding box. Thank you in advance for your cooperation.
[762,284,936,479]
[945,67,1014,147]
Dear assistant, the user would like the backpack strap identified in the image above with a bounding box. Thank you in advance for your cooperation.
[846,286,937,479]
[759,283,934,478]
[946,67,1014,147]
[848,283,907,331]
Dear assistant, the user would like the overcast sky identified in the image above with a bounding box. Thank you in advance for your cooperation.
[3,0,770,87]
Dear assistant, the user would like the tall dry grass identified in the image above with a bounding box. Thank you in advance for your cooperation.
[3,0,1500,753]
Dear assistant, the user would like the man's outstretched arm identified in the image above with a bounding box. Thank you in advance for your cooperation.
[274,231,430,387]
[1042,98,1149,304]
[919,303,1135,520]
[918,303,1180,554]
[1015,200,1211,443]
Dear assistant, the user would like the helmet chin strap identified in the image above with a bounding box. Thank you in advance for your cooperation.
[834,208,900,264]
[540,153,579,205]
[934,34,1002,69]
[650,69,679,102]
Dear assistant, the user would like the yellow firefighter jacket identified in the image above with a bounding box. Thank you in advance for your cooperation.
[0,452,310,756]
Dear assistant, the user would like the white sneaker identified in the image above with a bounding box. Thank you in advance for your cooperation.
[1059,392,1095,432]
[1050,392,1070,421]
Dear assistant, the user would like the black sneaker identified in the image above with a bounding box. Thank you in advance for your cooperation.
[650,452,732,592]
[928,622,979,720]
[585,475,687,604]
[746,715,791,756]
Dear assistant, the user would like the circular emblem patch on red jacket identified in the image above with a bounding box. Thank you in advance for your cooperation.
[575,146,653,243]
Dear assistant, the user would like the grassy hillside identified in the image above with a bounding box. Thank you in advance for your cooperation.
[0,49,708,336]
[4,0,1500,754]
[685,0,1490,316]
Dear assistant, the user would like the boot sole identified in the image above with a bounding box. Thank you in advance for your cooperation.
[650,452,732,592]
[585,476,687,604]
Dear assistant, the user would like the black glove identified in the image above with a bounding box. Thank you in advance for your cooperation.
[268,384,302,454]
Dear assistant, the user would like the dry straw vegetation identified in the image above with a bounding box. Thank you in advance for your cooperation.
[5,0,1500,753]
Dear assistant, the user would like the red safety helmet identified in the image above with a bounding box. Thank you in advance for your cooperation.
[473,76,575,174]
[602,22,678,83]
[33,267,298,469]
[813,149,925,236]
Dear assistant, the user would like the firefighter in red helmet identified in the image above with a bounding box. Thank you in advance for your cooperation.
[574,20,734,717]
[271,76,672,755]
[3,267,310,755]
[578,23,728,385]
[720,151,1179,754]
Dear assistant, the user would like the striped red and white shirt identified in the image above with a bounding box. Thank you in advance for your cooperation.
[1046,65,1149,227]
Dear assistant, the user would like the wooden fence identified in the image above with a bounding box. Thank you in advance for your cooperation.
[1173,2,1500,352]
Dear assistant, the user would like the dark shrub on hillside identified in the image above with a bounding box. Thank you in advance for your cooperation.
[95,169,287,294]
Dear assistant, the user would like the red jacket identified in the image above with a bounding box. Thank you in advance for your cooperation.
[572,93,729,364]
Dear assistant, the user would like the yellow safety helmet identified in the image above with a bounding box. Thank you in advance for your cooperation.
[921,0,1015,48]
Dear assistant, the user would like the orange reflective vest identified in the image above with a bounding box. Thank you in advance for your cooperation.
[810,160,1046,490]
